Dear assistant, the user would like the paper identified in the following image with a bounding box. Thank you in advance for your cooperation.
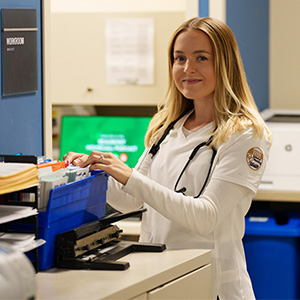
[0,163,38,195]
[0,162,35,177]
[39,174,68,211]
[0,205,38,224]
[0,205,44,252]
[38,165,90,211]
[66,165,90,182]
[0,232,45,252]
[105,18,154,85]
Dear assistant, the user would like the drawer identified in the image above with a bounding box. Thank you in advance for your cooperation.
[147,264,212,300]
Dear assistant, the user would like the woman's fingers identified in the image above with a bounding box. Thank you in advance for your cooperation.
[63,152,88,166]
[80,151,104,167]
[80,151,132,185]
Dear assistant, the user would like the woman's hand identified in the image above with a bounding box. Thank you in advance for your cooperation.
[63,152,89,166]
[80,151,133,186]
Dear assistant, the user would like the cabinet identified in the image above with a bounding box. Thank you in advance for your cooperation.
[46,11,185,106]
[36,249,212,300]
[0,155,40,271]
[138,264,211,300]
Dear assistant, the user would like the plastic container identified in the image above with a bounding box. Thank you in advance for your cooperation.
[37,171,108,270]
[243,212,300,300]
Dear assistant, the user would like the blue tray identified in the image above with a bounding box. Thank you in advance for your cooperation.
[38,171,108,270]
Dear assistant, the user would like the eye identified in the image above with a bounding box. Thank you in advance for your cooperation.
[198,56,208,61]
[174,55,186,63]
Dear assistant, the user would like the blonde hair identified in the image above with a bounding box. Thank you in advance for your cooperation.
[145,17,271,148]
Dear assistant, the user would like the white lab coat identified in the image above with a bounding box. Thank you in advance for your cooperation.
[107,113,271,299]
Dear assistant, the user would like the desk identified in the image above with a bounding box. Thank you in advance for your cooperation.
[36,249,212,300]
[255,190,300,202]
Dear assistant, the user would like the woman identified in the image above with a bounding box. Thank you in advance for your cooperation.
[64,17,271,299]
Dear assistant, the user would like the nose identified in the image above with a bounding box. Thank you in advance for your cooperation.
[184,59,196,73]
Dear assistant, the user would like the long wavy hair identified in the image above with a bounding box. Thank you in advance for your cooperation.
[145,17,271,148]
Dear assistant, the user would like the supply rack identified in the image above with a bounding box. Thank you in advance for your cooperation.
[0,155,109,271]
[0,154,39,271]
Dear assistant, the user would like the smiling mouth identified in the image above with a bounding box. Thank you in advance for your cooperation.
[183,79,202,84]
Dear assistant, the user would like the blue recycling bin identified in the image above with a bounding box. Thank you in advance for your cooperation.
[243,212,300,300]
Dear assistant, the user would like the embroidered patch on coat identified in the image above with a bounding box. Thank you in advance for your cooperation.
[246,147,263,171]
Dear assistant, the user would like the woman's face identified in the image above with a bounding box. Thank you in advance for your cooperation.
[172,29,215,104]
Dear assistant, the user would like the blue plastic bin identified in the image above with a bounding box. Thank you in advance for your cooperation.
[37,171,108,270]
[243,212,300,300]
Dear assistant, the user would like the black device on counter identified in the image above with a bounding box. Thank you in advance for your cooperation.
[55,209,166,270]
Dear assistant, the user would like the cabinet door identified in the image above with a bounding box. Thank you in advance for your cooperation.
[147,264,212,300]
[49,12,185,106]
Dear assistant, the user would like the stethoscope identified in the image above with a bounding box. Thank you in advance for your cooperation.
[148,109,217,198]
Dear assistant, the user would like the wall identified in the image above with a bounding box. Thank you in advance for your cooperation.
[226,0,269,111]
[0,0,43,156]
[269,0,300,110]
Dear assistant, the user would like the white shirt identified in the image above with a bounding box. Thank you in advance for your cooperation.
[107,113,271,299]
